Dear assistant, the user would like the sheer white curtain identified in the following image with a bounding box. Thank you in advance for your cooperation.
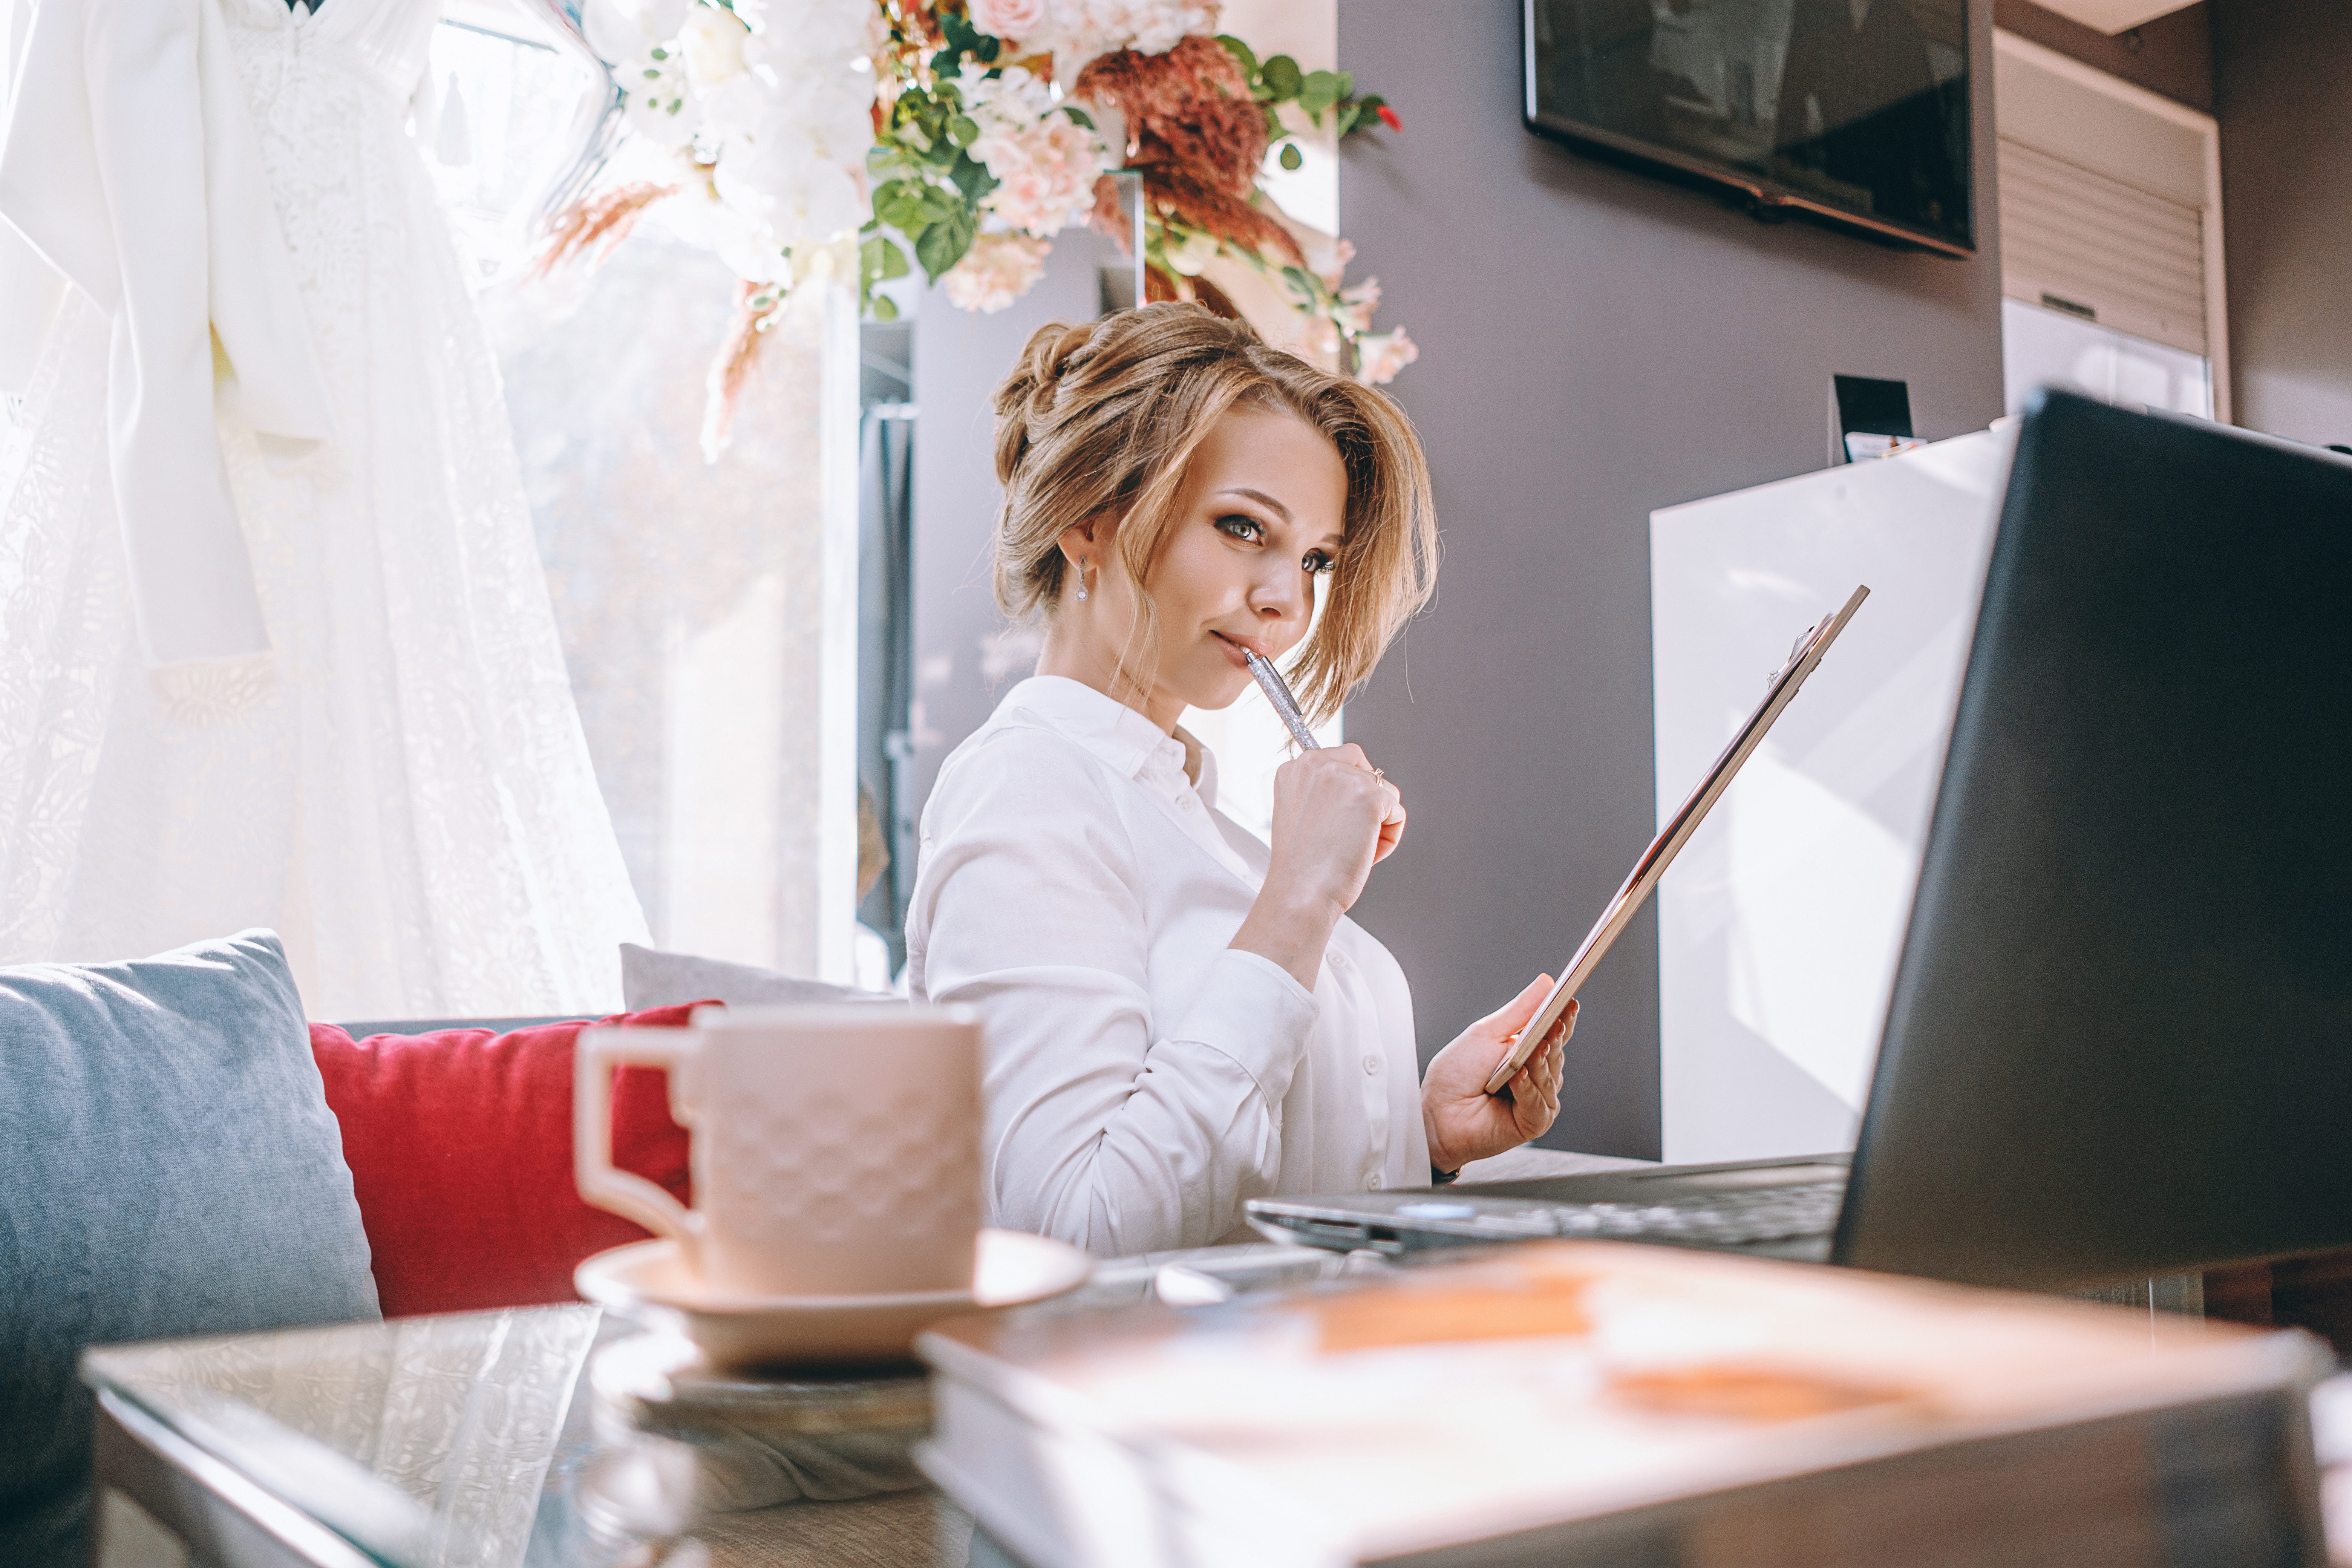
[431,11,862,982]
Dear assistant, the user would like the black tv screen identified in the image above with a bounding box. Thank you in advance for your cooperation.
[1524,0,1974,254]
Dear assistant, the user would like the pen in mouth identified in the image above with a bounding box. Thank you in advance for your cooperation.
[1239,643,1321,752]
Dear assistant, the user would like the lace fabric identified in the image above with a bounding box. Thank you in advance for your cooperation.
[0,0,647,1017]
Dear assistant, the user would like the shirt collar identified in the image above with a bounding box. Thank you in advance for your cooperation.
[997,676,1213,806]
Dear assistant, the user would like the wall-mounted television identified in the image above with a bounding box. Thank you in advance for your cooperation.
[1524,0,1974,255]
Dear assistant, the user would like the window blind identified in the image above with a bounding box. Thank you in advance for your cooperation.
[1997,135,2207,357]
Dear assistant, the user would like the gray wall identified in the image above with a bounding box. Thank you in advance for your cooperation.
[908,238,1119,827]
[1994,0,2212,111]
[2214,0,2352,447]
[1339,0,2006,1158]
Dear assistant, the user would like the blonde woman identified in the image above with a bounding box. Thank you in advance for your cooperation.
[906,304,1574,1255]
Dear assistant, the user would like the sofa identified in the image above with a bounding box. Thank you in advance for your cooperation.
[0,931,872,1565]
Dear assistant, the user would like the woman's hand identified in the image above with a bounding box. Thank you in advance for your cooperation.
[1230,744,1404,988]
[1421,977,1576,1176]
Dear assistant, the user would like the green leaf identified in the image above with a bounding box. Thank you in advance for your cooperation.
[914,212,975,282]
[861,234,911,282]
[1299,69,1341,126]
[1061,104,1096,130]
[947,114,981,147]
[1334,104,1360,138]
[948,153,994,207]
[1261,54,1303,101]
[871,292,900,321]
[1278,142,1303,171]
[873,179,927,230]
[1262,102,1286,141]
[917,182,967,222]
[1337,70,1355,99]
[1217,33,1260,81]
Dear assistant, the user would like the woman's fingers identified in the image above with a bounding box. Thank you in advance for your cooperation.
[1512,1039,1563,1135]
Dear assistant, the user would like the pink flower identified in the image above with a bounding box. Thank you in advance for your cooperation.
[945,233,1051,312]
[975,114,1108,236]
[1376,104,1403,132]
[971,0,1047,41]
[1353,327,1417,386]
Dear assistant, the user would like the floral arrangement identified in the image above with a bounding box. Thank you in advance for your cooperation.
[557,0,1413,453]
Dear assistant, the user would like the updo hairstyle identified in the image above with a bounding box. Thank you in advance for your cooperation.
[990,302,1438,723]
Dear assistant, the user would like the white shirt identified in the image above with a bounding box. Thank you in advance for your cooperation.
[908,677,1429,1256]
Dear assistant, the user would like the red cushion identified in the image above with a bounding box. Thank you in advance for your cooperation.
[311,1004,711,1318]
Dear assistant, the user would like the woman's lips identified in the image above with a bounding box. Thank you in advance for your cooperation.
[1210,631,1270,667]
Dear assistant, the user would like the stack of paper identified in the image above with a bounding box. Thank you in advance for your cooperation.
[917,1243,2331,1568]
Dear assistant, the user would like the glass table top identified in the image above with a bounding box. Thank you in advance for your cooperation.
[78,1242,1359,1568]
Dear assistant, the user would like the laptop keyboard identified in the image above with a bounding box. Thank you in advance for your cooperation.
[1537,1181,1845,1245]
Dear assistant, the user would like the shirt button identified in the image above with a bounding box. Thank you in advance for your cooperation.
[1363,1055,1381,1075]
[1179,796,1196,811]
[1329,949,1348,969]
[1366,1172,1385,1191]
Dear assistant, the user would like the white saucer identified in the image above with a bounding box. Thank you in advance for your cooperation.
[574,1229,1094,1367]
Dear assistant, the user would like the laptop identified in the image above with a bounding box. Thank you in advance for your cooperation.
[1252,391,2352,1292]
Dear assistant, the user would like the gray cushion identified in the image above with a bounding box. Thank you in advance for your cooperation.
[0,930,380,1567]
[619,941,888,1011]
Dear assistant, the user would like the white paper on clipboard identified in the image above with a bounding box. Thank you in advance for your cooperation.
[1482,585,1873,1096]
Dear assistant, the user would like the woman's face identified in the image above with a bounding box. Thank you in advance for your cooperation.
[1057,406,1348,730]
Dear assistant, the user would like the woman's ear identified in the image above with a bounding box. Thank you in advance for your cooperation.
[1057,509,1118,563]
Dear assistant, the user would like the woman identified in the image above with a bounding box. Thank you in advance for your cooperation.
[907,304,1574,1256]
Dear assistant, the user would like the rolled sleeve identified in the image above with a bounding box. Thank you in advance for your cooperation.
[1163,948,1319,1099]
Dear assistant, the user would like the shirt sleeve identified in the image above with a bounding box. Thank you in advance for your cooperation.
[909,727,1319,1256]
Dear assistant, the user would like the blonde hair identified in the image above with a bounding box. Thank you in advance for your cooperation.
[990,302,1438,723]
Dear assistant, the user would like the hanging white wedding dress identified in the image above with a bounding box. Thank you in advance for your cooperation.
[0,0,649,1018]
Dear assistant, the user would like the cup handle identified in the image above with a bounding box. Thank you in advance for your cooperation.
[576,1025,698,1243]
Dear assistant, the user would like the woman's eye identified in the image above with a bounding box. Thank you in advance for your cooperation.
[1302,549,1337,576]
[1215,514,1265,544]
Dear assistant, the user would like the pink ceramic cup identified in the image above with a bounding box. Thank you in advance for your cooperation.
[576,1004,983,1299]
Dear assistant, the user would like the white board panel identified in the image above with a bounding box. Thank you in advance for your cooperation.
[1650,429,2012,1164]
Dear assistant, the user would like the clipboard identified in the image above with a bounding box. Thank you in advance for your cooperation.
[1482,585,1873,1096]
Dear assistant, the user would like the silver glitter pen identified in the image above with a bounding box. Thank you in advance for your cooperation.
[1243,648,1320,751]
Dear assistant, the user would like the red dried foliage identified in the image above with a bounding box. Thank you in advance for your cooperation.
[1090,172,1135,254]
[533,181,679,280]
[701,279,770,460]
[1076,36,1303,272]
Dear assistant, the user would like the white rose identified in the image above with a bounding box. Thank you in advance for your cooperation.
[679,5,750,87]
[971,0,1047,41]
[745,0,872,68]
[715,128,866,246]
[620,53,699,146]
[583,0,692,64]
[697,73,765,139]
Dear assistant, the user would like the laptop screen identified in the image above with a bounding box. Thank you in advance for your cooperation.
[1836,392,2352,1289]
